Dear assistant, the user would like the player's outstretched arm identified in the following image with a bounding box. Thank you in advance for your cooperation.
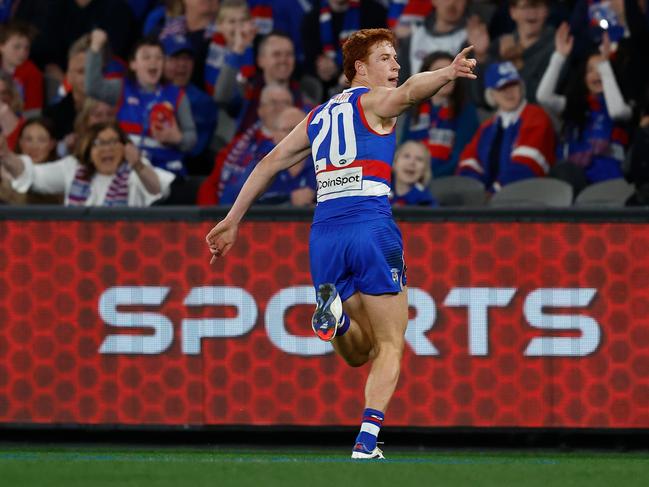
[365,46,477,120]
[205,118,312,263]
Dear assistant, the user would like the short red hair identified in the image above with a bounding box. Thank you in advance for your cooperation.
[342,28,396,84]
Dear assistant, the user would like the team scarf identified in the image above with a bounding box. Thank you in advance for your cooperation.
[387,0,433,29]
[405,100,457,171]
[160,15,218,40]
[67,162,131,207]
[204,32,255,96]
[320,0,360,67]
[217,122,274,200]
[249,0,273,35]
[564,94,628,168]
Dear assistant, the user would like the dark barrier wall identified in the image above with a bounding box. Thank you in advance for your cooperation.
[1,207,648,428]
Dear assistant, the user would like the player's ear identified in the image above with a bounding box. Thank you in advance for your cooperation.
[355,59,366,77]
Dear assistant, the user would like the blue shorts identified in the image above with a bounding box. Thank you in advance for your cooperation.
[309,217,407,302]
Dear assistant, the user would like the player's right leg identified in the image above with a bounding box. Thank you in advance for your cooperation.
[312,286,373,366]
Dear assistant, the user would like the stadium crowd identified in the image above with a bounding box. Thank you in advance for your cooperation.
[0,0,648,207]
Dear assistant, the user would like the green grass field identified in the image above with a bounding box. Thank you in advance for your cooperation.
[1,446,648,487]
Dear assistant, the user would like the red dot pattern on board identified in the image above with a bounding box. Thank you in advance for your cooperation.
[0,220,648,428]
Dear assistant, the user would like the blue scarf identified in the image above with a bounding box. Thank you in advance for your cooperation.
[68,162,131,207]
[319,0,360,67]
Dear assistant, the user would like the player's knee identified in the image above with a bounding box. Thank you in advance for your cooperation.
[343,353,370,368]
[372,340,404,362]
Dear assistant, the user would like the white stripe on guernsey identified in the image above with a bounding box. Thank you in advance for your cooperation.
[317,180,390,203]
[458,158,484,174]
[360,422,381,436]
[511,146,549,173]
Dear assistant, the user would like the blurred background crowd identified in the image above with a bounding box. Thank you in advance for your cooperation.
[0,0,648,208]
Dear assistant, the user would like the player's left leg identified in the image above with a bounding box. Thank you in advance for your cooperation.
[350,289,408,459]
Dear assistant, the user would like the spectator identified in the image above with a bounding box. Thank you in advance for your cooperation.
[163,34,218,175]
[159,0,220,88]
[205,0,256,97]
[397,0,488,81]
[480,0,555,105]
[536,24,632,183]
[57,97,118,157]
[197,83,293,205]
[302,0,387,98]
[389,140,437,206]
[569,0,649,108]
[234,106,316,206]
[0,117,62,205]
[401,51,479,177]
[15,117,58,164]
[221,31,318,137]
[0,21,43,116]
[457,61,556,192]
[0,121,175,207]
[0,0,52,69]
[85,29,197,176]
[0,71,24,149]
[43,35,90,142]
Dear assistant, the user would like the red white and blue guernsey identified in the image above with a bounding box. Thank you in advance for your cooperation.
[307,86,406,301]
[307,86,396,224]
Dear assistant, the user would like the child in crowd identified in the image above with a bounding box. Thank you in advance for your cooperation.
[84,29,197,176]
[389,140,437,206]
[536,24,632,183]
[0,121,175,207]
[401,51,479,177]
[0,21,42,117]
[204,0,256,97]
[0,71,24,148]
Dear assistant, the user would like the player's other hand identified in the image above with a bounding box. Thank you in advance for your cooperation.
[449,46,477,81]
[206,218,238,264]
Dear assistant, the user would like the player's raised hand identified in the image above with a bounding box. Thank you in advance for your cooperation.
[449,46,477,80]
[206,218,239,263]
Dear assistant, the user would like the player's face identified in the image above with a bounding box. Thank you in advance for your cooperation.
[19,123,55,164]
[130,45,164,87]
[90,128,125,175]
[492,81,523,112]
[585,54,604,95]
[364,41,400,88]
[394,142,429,185]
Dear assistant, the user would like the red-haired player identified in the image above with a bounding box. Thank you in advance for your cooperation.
[206,28,476,459]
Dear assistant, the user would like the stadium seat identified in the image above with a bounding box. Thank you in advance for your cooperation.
[428,176,486,206]
[574,178,635,207]
[489,177,573,207]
